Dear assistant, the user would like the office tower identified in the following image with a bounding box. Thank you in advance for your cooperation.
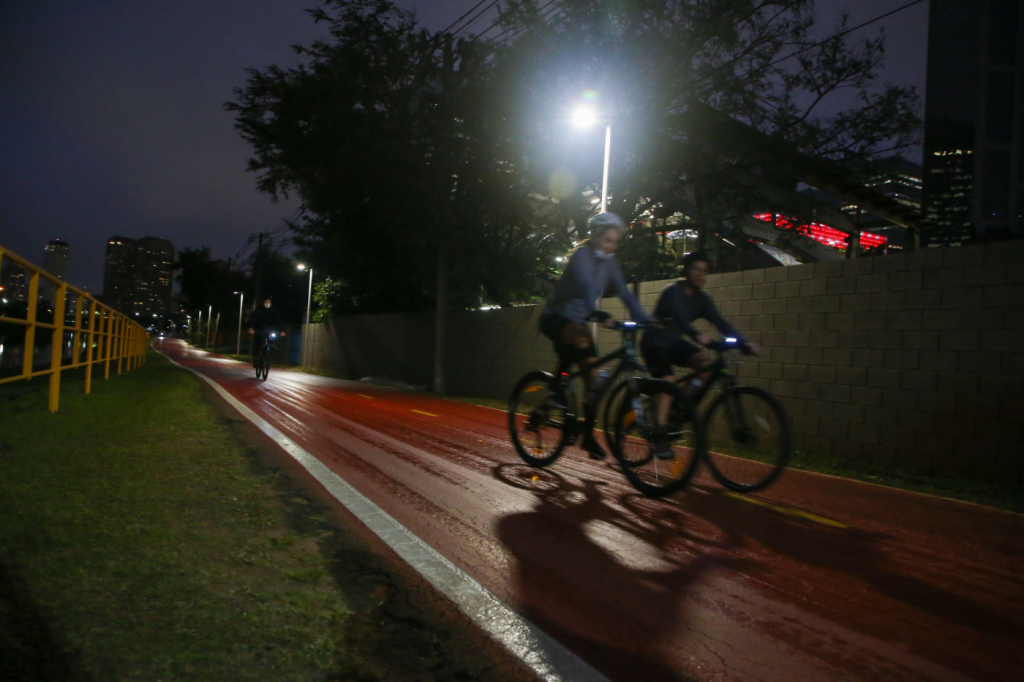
[922,0,1023,245]
[42,239,69,280]
[102,236,175,316]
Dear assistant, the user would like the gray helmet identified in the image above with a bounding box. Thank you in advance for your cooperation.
[587,212,626,237]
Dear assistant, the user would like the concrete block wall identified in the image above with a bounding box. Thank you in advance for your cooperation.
[306,240,1024,484]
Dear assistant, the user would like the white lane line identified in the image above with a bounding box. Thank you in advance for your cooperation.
[157,345,608,682]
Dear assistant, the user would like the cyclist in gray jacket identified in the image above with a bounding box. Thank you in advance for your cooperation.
[539,212,650,459]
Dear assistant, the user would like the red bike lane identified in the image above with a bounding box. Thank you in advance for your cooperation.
[158,339,1023,682]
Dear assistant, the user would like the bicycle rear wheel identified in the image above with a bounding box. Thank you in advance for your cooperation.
[613,380,702,497]
[704,387,790,492]
[508,371,571,468]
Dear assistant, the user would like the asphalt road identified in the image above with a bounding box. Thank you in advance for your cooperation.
[157,339,1023,682]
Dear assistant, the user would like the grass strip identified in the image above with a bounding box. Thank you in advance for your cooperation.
[0,350,526,681]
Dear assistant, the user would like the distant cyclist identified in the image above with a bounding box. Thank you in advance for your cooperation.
[248,296,285,365]
[539,212,650,459]
[641,250,757,456]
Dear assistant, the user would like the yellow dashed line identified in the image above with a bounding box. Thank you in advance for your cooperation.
[358,394,374,399]
[411,409,437,417]
[723,492,850,528]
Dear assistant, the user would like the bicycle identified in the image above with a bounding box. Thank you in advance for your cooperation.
[613,337,791,497]
[507,318,703,479]
[252,331,279,381]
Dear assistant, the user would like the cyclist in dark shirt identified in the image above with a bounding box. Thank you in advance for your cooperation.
[248,296,285,365]
[539,212,650,459]
[641,251,757,456]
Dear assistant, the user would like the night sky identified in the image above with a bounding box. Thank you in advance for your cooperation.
[0,1,928,294]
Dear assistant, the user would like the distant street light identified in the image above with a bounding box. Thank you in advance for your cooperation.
[234,291,245,356]
[296,264,313,369]
[206,304,213,348]
[572,105,612,213]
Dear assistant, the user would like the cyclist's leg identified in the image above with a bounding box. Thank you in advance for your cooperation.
[557,322,606,456]
[252,332,265,366]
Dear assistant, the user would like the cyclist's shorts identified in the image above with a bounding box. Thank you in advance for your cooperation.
[539,313,596,364]
[641,334,701,378]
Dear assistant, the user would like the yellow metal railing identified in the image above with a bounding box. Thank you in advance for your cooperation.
[0,245,148,412]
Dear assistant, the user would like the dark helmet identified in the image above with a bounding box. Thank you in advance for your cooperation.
[677,250,709,277]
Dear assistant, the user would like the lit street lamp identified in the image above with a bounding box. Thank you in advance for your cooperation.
[572,105,612,212]
[296,264,313,368]
[234,291,245,356]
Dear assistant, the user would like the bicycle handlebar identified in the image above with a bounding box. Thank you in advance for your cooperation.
[707,337,756,355]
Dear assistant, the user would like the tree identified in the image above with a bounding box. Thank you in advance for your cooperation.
[485,0,922,273]
[228,0,922,311]
[174,247,249,319]
[227,0,569,314]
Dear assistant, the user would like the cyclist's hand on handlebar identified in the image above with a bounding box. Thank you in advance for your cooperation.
[248,328,254,334]
[695,333,713,347]
[602,317,618,329]
[279,331,286,337]
[742,342,760,356]
[586,310,612,323]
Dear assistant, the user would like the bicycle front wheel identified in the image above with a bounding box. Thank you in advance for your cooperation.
[613,380,702,497]
[704,387,790,492]
[508,371,571,468]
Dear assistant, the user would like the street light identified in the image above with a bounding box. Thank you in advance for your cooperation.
[572,105,612,213]
[296,263,313,369]
[206,304,213,349]
[233,291,245,356]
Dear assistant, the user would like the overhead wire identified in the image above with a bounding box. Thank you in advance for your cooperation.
[450,0,503,37]
[768,0,925,67]
[441,0,491,35]
[485,0,565,45]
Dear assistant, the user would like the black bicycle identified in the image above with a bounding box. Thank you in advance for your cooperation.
[253,331,279,381]
[613,338,791,496]
[507,319,704,487]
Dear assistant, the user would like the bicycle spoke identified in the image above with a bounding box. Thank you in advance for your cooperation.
[704,388,790,492]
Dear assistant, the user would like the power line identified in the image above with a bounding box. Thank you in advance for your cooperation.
[485,0,565,45]
[451,0,503,37]
[441,0,490,35]
[769,0,925,67]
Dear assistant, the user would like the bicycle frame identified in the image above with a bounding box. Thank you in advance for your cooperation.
[553,326,649,421]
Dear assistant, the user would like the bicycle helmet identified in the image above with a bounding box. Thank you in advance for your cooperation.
[587,212,626,238]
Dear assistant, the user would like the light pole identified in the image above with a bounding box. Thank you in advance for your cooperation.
[573,105,613,341]
[206,304,213,349]
[572,105,612,212]
[296,264,313,369]
[234,291,244,356]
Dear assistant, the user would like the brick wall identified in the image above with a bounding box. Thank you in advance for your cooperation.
[306,240,1024,484]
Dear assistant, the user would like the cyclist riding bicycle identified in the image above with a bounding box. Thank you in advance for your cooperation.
[539,212,650,460]
[248,296,285,366]
[641,250,758,457]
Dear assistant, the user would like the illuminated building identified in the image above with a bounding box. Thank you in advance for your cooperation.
[42,239,69,280]
[922,0,1023,245]
[102,236,174,316]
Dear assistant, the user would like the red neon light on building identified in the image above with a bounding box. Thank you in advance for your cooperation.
[753,213,886,250]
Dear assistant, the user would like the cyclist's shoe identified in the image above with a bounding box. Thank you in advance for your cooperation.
[651,427,674,460]
[580,434,607,460]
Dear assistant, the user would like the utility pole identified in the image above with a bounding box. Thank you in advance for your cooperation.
[433,33,455,395]
[253,232,265,304]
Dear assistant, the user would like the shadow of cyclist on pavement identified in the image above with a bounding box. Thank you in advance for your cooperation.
[493,463,751,682]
